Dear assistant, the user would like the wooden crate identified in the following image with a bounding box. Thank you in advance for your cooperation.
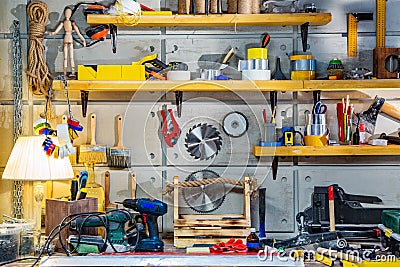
[173,176,251,247]
[45,198,98,251]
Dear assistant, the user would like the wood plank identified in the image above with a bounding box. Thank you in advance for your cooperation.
[304,79,400,91]
[253,145,400,157]
[175,219,250,227]
[187,226,223,230]
[180,214,245,220]
[175,228,249,237]
[87,13,332,27]
[52,80,303,92]
[174,237,246,247]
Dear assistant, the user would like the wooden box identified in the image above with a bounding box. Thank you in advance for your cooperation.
[172,176,251,247]
[373,47,400,79]
[45,198,98,251]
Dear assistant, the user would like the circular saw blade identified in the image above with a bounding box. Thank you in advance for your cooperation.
[184,123,222,160]
[182,170,226,213]
[222,111,248,138]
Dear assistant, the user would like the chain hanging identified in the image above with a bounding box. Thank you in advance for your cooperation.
[55,75,73,119]
[12,20,24,219]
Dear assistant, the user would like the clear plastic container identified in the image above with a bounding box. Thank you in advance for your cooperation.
[20,229,41,256]
[2,220,40,256]
[0,226,21,263]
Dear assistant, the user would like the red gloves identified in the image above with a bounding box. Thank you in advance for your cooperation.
[210,238,247,254]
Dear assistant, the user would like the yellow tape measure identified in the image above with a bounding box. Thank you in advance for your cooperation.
[376,0,386,48]
[347,13,358,57]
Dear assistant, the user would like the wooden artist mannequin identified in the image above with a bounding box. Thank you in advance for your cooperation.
[49,7,86,78]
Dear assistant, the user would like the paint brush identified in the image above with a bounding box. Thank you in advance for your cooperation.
[78,113,107,164]
[108,114,131,168]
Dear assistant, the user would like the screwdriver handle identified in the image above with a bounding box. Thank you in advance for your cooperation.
[70,179,78,201]
[261,33,270,48]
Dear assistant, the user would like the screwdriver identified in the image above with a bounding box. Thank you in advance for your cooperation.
[261,32,271,48]
[70,177,79,201]
[78,171,88,200]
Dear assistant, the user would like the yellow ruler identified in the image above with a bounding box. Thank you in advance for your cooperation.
[347,13,358,57]
[376,0,386,48]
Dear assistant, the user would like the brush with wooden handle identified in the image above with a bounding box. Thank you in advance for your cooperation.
[108,114,131,168]
[105,171,117,210]
[78,113,107,164]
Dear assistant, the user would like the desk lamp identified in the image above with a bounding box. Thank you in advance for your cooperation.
[2,135,74,230]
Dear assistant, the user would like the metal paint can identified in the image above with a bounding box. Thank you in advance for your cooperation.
[290,55,316,80]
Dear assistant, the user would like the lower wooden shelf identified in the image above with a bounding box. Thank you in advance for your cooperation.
[253,145,400,157]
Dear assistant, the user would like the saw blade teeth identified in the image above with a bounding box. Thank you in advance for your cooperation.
[182,170,225,213]
[185,123,222,161]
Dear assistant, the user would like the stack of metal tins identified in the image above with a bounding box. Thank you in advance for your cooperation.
[290,54,315,80]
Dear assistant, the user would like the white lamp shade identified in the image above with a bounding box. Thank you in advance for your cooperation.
[2,135,74,181]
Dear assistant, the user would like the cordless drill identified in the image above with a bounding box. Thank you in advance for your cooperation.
[118,198,167,252]
[69,210,131,253]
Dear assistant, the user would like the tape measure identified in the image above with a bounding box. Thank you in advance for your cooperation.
[376,0,386,48]
[347,14,358,57]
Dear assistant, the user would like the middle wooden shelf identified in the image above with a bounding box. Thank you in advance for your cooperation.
[52,79,400,92]
[253,145,400,157]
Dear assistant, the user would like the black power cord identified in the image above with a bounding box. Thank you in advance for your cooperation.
[2,209,135,267]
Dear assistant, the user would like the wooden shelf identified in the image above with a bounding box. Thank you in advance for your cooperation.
[304,80,400,91]
[253,145,400,157]
[53,79,400,93]
[52,80,303,92]
[87,13,332,27]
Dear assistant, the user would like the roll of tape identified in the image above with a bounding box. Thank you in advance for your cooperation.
[200,69,221,80]
[291,59,316,71]
[248,48,268,59]
[242,69,271,80]
[250,59,269,70]
[291,70,316,80]
[290,54,314,61]
[167,70,191,80]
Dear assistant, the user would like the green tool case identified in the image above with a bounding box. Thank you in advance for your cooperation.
[382,210,400,234]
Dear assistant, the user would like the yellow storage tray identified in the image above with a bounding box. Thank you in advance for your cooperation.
[78,63,145,81]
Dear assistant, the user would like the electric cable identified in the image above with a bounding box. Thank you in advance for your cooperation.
[26,209,135,266]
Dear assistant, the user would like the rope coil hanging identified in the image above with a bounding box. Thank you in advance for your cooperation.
[162,177,259,196]
[27,1,55,120]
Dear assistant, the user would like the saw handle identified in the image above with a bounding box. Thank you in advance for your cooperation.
[89,113,97,145]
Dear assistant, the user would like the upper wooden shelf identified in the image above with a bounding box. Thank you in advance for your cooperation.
[87,13,332,27]
[52,80,303,92]
[253,145,400,157]
[52,79,400,93]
